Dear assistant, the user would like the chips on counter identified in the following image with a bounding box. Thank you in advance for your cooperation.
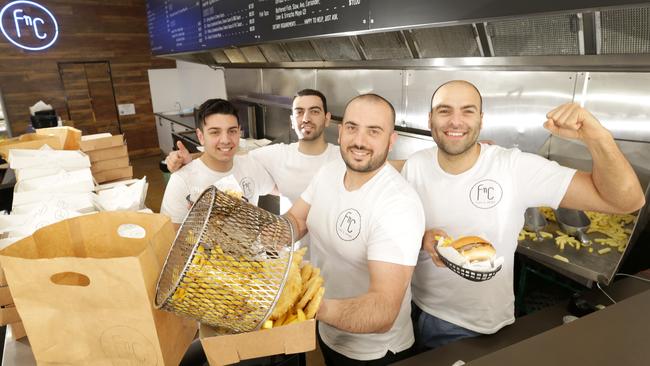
[519,208,637,256]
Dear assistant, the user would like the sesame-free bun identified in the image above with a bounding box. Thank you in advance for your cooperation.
[443,236,496,263]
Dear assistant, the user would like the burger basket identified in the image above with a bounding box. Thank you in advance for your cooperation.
[434,245,502,282]
[155,186,295,334]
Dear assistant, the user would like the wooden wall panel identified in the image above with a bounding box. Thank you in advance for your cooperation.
[0,0,176,157]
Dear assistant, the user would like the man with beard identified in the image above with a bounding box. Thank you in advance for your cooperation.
[401,80,645,350]
[166,89,340,214]
[285,94,425,365]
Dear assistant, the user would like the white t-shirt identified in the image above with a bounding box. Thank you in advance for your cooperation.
[402,144,576,334]
[249,142,340,209]
[160,155,275,224]
[302,160,425,361]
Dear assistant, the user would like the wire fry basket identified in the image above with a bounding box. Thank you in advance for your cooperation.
[434,245,502,282]
[155,186,295,334]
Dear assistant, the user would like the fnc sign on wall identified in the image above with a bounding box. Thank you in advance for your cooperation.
[0,0,58,51]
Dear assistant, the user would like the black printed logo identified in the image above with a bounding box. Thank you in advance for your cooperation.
[336,208,361,241]
[239,177,255,199]
[469,179,503,209]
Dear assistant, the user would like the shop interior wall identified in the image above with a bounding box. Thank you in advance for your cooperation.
[224,68,650,158]
[0,0,175,157]
[148,61,227,114]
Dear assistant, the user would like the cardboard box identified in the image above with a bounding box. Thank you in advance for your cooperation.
[91,156,130,174]
[93,166,133,184]
[0,268,6,287]
[0,133,61,159]
[15,168,94,194]
[86,145,128,163]
[9,321,27,340]
[8,149,90,171]
[199,319,316,366]
[80,134,124,152]
[0,305,20,325]
[0,286,13,306]
[35,126,81,150]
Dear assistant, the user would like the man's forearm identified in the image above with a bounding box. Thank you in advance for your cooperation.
[316,292,399,334]
[587,133,645,212]
[283,212,307,242]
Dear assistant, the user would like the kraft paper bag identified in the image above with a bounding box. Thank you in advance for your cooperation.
[0,211,197,365]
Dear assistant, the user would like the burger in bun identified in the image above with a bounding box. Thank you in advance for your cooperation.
[442,236,496,263]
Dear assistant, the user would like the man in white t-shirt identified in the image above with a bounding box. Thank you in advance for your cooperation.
[160,99,274,229]
[401,80,645,350]
[285,94,425,365]
[248,89,341,212]
[166,89,340,213]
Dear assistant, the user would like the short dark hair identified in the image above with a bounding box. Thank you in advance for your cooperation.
[294,89,328,113]
[197,98,239,129]
[345,93,396,126]
[430,80,483,113]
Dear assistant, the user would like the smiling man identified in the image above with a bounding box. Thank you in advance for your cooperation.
[166,89,340,212]
[285,94,425,365]
[402,80,645,350]
[160,99,274,229]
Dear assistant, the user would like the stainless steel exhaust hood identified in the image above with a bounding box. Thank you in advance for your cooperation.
[156,4,650,70]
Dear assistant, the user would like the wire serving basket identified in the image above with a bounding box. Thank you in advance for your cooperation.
[434,245,502,282]
[155,186,295,334]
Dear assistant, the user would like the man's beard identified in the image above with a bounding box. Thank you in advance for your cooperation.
[341,144,389,173]
[295,121,325,141]
[433,129,479,156]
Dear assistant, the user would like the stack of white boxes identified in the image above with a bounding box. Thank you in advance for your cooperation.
[80,133,133,184]
[9,149,96,215]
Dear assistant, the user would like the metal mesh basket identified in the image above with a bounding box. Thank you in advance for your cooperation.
[155,186,294,334]
[434,245,502,282]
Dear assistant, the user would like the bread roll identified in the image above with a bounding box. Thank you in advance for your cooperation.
[443,236,496,263]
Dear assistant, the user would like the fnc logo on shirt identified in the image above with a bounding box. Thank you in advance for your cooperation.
[239,177,255,199]
[1,1,59,51]
[336,208,361,241]
[469,179,503,209]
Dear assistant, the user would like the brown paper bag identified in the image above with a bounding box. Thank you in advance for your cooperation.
[0,212,197,365]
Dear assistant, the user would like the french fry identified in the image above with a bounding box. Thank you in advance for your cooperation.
[262,320,273,329]
[305,287,325,319]
[285,313,298,325]
[535,231,551,239]
[297,276,324,309]
[311,267,320,281]
[301,263,313,282]
[598,247,611,255]
[275,310,289,326]
[553,254,569,263]
[297,308,306,321]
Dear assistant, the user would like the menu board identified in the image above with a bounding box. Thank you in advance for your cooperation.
[147,0,203,54]
[147,0,370,55]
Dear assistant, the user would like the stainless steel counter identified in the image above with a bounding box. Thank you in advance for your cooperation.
[2,324,35,366]
[394,274,650,366]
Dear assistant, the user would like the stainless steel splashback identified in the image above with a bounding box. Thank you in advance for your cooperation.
[225,68,650,152]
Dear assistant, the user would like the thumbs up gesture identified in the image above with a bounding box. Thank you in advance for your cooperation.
[165,141,193,173]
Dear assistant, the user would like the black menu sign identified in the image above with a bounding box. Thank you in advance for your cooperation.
[146,0,369,55]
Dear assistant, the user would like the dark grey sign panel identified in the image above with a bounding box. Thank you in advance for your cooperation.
[147,0,370,55]
[368,0,645,29]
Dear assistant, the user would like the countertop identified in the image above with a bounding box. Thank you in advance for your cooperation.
[2,275,649,366]
[393,274,650,366]
[155,112,197,130]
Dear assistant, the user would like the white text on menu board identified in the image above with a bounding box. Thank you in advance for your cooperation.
[273,0,360,30]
